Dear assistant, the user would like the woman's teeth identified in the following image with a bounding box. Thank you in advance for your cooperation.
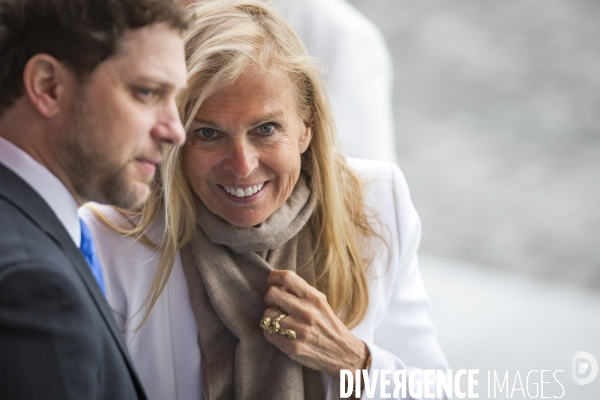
[223,183,264,197]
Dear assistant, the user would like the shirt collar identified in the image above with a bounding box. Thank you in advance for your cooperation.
[0,135,81,247]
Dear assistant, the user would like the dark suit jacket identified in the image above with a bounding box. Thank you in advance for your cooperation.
[0,164,147,400]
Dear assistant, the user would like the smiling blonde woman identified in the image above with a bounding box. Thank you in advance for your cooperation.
[81,1,449,399]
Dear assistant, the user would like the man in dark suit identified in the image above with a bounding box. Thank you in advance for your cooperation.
[0,0,188,398]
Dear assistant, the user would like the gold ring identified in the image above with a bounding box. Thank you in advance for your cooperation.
[260,316,273,332]
[260,315,280,334]
[270,313,287,333]
[260,313,290,334]
[279,329,297,340]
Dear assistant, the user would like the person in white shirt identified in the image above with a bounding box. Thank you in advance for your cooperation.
[0,0,188,398]
[82,2,448,399]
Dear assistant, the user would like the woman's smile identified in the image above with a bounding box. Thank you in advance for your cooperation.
[221,181,266,197]
[218,181,268,202]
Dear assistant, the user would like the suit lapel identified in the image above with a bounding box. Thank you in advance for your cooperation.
[0,164,145,395]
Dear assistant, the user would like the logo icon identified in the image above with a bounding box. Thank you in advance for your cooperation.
[572,351,598,385]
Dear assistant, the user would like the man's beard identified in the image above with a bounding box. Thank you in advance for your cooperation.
[60,92,152,210]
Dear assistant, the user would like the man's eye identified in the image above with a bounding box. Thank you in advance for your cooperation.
[136,88,158,100]
[196,128,217,139]
[257,123,275,134]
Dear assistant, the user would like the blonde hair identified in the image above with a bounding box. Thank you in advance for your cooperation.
[97,0,378,329]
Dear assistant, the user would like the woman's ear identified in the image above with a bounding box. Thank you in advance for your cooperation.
[298,124,312,154]
[22,54,71,118]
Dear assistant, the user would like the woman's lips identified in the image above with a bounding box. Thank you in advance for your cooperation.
[222,182,265,197]
[219,181,268,200]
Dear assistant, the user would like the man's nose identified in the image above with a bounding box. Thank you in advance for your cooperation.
[151,101,186,146]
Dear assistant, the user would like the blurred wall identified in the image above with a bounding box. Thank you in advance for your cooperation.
[347,0,600,288]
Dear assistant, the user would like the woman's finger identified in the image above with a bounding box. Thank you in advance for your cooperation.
[263,285,305,317]
[266,270,310,299]
[262,306,284,320]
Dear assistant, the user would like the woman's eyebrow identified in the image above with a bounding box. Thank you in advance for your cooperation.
[191,118,222,129]
[248,111,284,127]
[192,111,285,130]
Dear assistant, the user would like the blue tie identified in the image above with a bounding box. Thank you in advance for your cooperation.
[79,219,106,296]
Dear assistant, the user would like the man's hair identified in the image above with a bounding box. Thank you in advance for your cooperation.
[0,0,188,115]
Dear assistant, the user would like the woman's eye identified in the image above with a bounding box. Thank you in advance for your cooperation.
[196,128,217,139]
[257,123,275,135]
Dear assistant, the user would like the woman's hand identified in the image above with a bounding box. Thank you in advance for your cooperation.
[262,270,370,379]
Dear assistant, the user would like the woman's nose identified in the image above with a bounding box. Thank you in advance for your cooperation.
[222,140,259,179]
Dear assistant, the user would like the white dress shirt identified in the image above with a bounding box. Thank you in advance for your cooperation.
[81,158,449,400]
[0,135,80,246]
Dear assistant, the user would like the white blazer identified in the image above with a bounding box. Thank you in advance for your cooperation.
[81,158,449,400]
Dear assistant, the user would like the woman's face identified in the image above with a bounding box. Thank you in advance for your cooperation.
[183,68,313,227]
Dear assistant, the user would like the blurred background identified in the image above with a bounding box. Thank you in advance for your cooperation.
[347,0,600,288]
[278,0,600,398]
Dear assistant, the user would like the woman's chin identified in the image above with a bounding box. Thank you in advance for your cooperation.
[224,214,269,228]
[200,193,273,227]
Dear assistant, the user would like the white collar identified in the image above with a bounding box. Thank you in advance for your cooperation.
[0,135,81,247]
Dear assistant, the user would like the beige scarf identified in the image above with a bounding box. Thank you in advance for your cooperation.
[181,176,326,400]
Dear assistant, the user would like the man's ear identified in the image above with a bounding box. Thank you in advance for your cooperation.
[299,123,313,154]
[22,54,72,118]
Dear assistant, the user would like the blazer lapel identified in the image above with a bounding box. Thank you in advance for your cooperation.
[0,164,145,395]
